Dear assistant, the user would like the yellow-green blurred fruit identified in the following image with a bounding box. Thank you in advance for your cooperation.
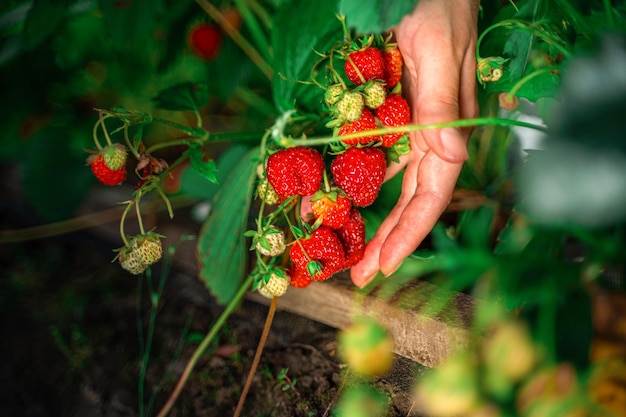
[338,316,394,378]
[484,321,538,382]
[334,384,388,417]
[416,350,481,417]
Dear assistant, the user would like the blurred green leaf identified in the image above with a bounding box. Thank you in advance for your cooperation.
[181,145,250,200]
[153,82,210,111]
[338,0,417,34]
[271,0,342,113]
[23,0,73,49]
[186,144,218,185]
[197,147,258,304]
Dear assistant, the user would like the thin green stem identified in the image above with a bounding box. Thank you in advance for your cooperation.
[246,0,272,29]
[155,185,174,219]
[232,0,271,61]
[146,307,196,417]
[92,117,104,150]
[603,0,616,28]
[195,0,273,80]
[124,124,142,159]
[144,137,204,156]
[99,110,114,146]
[155,274,255,417]
[135,190,146,235]
[290,117,547,147]
[507,66,558,99]
[120,201,134,247]
[150,116,208,139]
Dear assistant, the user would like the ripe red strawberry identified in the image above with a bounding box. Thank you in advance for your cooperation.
[375,94,411,147]
[383,47,403,88]
[338,108,381,146]
[88,153,126,186]
[331,147,387,207]
[288,265,313,288]
[311,190,352,229]
[187,23,223,61]
[289,227,345,281]
[336,208,366,269]
[266,147,324,198]
[344,47,385,86]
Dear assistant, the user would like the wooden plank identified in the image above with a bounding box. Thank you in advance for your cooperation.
[72,185,473,367]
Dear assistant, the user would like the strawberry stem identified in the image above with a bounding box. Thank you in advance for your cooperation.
[135,190,146,235]
[119,201,133,247]
[92,117,105,151]
[233,295,279,417]
[290,116,548,147]
[123,124,142,160]
[99,110,114,147]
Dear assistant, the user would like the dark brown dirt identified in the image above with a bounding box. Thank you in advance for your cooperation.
[0,218,416,417]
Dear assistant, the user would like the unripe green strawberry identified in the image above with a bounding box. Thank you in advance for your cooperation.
[256,179,280,205]
[255,226,286,257]
[134,235,163,265]
[336,91,364,122]
[119,246,148,275]
[102,143,128,171]
[338,316,394,378]
[325,83,345,107]
[257,269,291,298]
[363,81,387,109]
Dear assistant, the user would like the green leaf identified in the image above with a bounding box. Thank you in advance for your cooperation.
[181,145,251,200]
[338,0,418,34]
[153,82,210,111]
[271,0,343,113]
[186,145,218,185]
[23,0,73,49]
[197,147,259,304]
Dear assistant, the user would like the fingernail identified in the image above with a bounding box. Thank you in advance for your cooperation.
[357,271,379,288]
[440,128,468,162]
[383,262,402,278]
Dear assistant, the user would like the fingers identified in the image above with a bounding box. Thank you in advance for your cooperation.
[377,154,463,275]
[350,149,422,286]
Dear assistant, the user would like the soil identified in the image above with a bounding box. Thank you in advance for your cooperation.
[0,198,417,417]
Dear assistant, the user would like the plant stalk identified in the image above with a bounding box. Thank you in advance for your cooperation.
[233,295,279,417]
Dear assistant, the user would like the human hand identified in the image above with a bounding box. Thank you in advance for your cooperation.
[350,0,480,287]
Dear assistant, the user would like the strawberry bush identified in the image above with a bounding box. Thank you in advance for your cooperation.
[1,0,626,416]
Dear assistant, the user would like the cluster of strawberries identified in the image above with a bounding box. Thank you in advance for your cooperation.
[253,36,411,298]
[86,136,166,275]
